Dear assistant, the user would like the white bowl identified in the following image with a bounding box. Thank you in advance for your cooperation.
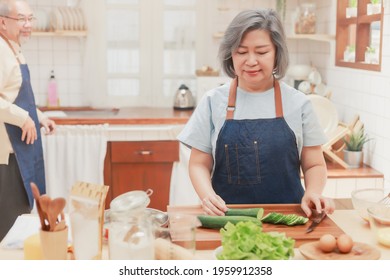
[213,246,223,260]
[287,64,312,80]
[351,188,385,221]
[367,205,390,247]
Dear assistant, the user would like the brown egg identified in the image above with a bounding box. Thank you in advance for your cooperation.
[318,234,337,253]
[337,234,354,253]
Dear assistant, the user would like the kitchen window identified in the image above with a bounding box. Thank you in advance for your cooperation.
[84,0,270,108]
[101,0,197,107]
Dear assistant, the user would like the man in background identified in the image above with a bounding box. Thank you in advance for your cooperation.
[0,0,56,240]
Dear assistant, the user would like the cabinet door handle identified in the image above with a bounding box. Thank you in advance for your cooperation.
[137,150,153,155]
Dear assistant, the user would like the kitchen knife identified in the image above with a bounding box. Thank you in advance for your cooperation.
[306,211,327,233]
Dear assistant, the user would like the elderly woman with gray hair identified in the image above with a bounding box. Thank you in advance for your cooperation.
[178,9,335,218]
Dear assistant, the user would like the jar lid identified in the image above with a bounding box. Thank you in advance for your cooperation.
[110,189,152,213]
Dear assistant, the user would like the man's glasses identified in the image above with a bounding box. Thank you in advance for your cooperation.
[1,15,36,25]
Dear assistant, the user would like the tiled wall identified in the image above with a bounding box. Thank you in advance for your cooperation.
[24,0,84,107]
[334,0,390,191]
[301,0,390,191]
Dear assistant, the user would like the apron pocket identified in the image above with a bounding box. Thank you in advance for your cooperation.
[224,141,261,185]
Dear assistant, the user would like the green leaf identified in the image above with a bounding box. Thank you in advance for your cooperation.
[343,128,371,151]
[217,221,295,260]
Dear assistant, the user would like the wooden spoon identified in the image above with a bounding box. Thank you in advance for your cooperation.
[48,198,66,231]
[39,195,51,229]
[30,182,48,231]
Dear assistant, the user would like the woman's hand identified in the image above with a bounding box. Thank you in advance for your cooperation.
[301,192,335,218]
[189,148,228,216]
[201,193,228,216]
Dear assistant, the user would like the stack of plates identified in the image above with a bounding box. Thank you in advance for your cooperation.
[33,9,49,31]
[50,6,86,31]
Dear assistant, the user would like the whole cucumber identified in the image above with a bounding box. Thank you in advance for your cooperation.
[197,215,262,229]
[225,208,264,219]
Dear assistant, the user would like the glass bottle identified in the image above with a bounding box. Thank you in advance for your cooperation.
[47,70,59,107]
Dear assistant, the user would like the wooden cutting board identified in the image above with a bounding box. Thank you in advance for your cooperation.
[167,204,345,250]
[299,241,381,260]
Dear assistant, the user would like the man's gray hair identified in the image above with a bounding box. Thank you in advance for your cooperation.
[0,0,14,17]
[218,9,289,79]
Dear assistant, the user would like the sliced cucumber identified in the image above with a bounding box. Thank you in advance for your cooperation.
[261,212,308,226]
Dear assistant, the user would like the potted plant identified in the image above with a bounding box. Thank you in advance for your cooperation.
[346,0,357,18]
[365,46,379,64]
[343,45,355,62]
[367,0,381,15]
[343,128,371,168]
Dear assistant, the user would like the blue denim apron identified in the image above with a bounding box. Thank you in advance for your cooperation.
[2,36,46,209]
[211,78,304,204]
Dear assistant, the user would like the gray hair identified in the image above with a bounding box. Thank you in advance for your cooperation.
[218,9,289,79]
[0,0,14,16]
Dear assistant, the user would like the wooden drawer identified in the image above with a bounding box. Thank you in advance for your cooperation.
[110,141,179,163]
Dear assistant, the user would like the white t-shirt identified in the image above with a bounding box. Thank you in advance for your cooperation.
[177,80,327,158]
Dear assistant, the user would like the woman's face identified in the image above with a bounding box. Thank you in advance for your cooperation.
[232,29,276,92]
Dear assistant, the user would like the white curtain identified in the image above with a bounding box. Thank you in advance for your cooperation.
[41,124,108,202]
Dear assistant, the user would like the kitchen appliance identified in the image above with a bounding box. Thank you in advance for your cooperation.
[173,84,195,110]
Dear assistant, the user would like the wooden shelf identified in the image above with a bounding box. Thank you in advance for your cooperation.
[335,0,384,72]
[287,34,335,42]
[32,31,87,37]
[336,60,381,71]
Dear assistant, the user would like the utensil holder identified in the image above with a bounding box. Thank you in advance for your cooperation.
[39,227,68,260]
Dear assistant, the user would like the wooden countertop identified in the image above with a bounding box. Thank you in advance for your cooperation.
[325,161,383,178]
[39,106,193,125]
[1,210,389,260]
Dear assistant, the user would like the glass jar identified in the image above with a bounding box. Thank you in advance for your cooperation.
[108,189,155,260]
[295,3,316,34]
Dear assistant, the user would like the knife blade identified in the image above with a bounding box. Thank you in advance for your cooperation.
[306,211,327,233]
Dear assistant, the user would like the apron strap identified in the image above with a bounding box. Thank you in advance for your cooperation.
[0,32,22,64]
[274,79,283,118]
[226,77,238,120]
[225,77,283,120]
